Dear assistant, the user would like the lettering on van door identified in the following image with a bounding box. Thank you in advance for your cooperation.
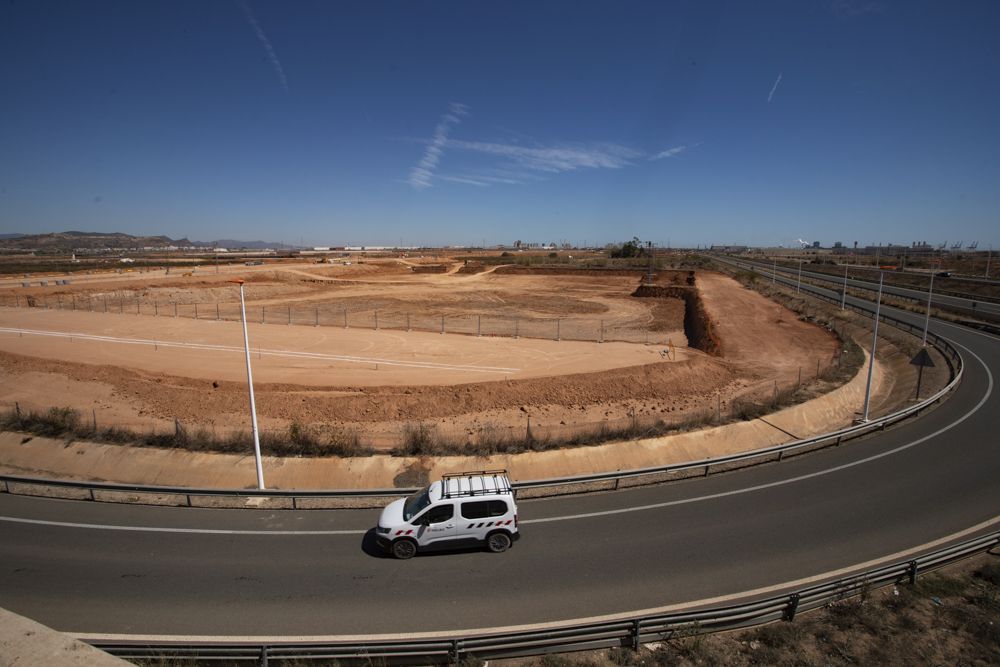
[416,503,456,543]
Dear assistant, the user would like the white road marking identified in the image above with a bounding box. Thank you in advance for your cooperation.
[1,337,990,536]
[67,514,1000,643]
[0,327,520,374]
[0,515,363,535]
[527,337,991,524]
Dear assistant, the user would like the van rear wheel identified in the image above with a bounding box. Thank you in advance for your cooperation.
[486,531,512,553]
[392,538,418,559]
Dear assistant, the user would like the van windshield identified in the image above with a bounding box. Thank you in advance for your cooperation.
[403,487,431,521]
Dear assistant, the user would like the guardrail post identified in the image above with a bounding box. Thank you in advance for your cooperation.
[908,559,918,585]
[784,593,800,621]
[260,646,268,667]
[450,639,461,664]
[632,619,642,651]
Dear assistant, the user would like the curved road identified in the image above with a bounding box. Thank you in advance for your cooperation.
[1,283,998,640]
[742,257,1000,316]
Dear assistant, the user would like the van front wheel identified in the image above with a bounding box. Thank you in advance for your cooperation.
[392,538,418,559]
[486,531,512,553]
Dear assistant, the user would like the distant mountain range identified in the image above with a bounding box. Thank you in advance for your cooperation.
[0,231,296,252]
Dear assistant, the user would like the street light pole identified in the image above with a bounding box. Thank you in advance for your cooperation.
[841,264,848,310]
[796,260,803,293]
[921,271,934,347]
[861,273,884,422]
[231,279,265,489]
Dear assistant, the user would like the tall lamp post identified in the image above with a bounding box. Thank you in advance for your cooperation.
[231,279,265,489]
[921,271,934,347]
[861,273,884,422]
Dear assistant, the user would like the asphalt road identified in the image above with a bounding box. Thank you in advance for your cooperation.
[738,257,1000,316]
[0,283,998,639]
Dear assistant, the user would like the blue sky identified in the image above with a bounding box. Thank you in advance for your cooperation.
[1,1,998,248]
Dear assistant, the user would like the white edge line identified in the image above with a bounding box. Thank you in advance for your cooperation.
[68,515,1000,643]
[2,337,991,534]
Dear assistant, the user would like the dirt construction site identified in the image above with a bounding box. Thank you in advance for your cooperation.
[0,259,846,450]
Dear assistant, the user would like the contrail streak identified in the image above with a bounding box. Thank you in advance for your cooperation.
[237,0,289,92]
[408,102,468,189]
[767,73,783,103]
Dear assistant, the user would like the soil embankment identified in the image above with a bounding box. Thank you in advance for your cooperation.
[633,283,723,357]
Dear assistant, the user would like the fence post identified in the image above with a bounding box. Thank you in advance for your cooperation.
[477,315,481,337]
[441,315,445,334]
[288,306,291,325]
[194,303,198,319]
[375,310,379,330]
[556,318,560,341]
[784,593,801,621]
[104,296,108,312]
[154,301,158,316]
[216,303,220,320]
[343,308,348,329]
[262,306,265,324]
[119,298,123,314]
[92,409,97,431]
[315,307,319,327]
[407,313,411,331]
[136,299,140,315]
[515,317,519,339]
[600,319,604,343]
[174,302,177,317]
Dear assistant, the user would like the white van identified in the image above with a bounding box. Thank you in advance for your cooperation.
[375,470,519,559]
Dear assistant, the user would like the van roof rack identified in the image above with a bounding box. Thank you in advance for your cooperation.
[440,470,512,499]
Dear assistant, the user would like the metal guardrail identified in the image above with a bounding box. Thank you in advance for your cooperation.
[0,266,965,508]
[87,530,1000,664]
[734,257,1000,318]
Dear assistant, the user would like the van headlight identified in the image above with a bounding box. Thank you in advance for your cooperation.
[376,526,391,535]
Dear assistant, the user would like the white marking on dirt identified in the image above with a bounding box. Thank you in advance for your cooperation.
[0,327,520,374]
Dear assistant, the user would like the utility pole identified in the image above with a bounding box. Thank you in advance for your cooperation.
[646,241,654,286]
[796,260,803,293]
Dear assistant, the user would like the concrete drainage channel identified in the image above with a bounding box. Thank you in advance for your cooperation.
[0,293,963,509]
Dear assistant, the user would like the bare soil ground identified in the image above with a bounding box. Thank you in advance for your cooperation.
[0,263,837,449]
[495,554,1000,667]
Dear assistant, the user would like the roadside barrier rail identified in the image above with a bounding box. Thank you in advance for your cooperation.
[86,530,1000,664]
[730,256,1000,322]
[0,265,965,508]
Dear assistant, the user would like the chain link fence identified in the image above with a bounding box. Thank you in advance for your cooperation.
[2,291,675,345]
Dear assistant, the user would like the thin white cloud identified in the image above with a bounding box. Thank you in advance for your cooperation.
[237,0,289,93]
[445,139,642,173]
[649,145,687,160]
[408,102,469,189]
[767,73,783,103]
